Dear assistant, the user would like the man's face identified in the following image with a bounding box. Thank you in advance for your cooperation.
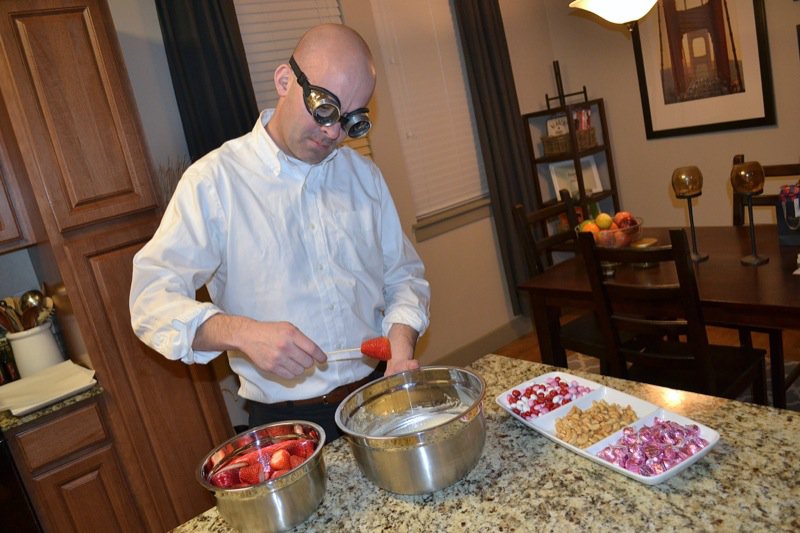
[272,61,372,164]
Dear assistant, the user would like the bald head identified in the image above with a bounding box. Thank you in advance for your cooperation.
[293,24,376,89]
[267,24,377,163]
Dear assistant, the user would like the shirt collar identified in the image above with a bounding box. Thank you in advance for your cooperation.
[257,110,339,178]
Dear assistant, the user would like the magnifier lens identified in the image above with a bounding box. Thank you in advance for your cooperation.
[346,119,371,138]
[312,102,340,125]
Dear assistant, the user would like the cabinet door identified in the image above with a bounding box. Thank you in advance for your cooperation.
[60,218,232,529]
[0,0,157,233]
[7,397,144,532]
[0,171,22,245]
[31,445,143,533]
[0,96,46,252]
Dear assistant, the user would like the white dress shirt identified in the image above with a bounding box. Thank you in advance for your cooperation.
[130,110,430,403]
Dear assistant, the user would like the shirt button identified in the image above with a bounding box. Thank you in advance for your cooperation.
[310,223,316,230]
[328,304,335,311]
[318,264,324,271]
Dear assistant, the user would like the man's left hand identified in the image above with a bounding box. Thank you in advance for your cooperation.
[382,323,420,376]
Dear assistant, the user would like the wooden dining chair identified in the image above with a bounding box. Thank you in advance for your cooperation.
[731,153,800,226]
[730,153,800,407]
[577,229,767,403]
[512,190,611,373]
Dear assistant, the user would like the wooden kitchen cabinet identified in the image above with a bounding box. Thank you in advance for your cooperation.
[0,0,234,530]
[6,396,144,533]
[0,96,46,253]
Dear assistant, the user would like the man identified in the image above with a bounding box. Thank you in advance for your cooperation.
[129,24,430,441]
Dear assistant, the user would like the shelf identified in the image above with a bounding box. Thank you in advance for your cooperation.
[523,97,619,217]
[534,145,607,165]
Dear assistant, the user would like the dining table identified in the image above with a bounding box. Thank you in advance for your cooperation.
[173,354,799,532]
[519,225,800,407]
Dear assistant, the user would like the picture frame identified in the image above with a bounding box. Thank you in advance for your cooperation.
[546,115,569,136]
[631,0,775,139]
[549,157,602,199]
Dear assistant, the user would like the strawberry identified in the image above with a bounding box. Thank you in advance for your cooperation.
[289,454,305,470]
[269,449,291,471]
[360,336,392,360]
[210,467,241,488]
[270,468,290,480]
[239,463,268,486]
[292,439,316,459]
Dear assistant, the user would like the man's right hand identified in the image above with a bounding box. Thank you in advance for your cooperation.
[192,315,327,379]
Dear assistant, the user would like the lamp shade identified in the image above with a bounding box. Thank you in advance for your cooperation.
[569,0,658,25]
[671,166,703,199]
[730,161,765,195]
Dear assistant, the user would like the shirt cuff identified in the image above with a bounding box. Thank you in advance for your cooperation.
[159,304,223,364]
[381,307,429,338]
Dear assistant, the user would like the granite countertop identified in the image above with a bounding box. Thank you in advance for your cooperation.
[0,384,103,433]
[174,354,799,532]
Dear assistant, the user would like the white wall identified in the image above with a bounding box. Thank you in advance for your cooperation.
[106,0,189,167]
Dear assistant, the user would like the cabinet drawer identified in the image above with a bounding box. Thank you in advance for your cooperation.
[13,400,108,472]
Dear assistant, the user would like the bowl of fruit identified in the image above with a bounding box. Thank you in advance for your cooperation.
[577,211,642,248]
[197,421,325,532]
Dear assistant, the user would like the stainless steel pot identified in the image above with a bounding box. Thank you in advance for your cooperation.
[335,366,486,495]
[197,421,326,533]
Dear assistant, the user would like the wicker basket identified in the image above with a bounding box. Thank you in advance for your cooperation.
[542,127,597,156]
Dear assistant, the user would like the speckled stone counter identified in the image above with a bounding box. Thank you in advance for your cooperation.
[0,383,103,432]
[174,354,799,532]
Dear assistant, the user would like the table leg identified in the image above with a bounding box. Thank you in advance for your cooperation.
[768,331,786,409]
[530,293,568,368]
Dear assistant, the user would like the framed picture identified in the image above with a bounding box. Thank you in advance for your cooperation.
[632,0,775,139]
[546,115,569,136]
[549,157,602,198]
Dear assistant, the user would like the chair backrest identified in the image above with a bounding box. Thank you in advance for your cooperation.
[512,189,580,276]
[577,229,716,388]
[732,153,800,226]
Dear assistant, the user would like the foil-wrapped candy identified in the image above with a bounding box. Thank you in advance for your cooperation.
[597,418,709,477]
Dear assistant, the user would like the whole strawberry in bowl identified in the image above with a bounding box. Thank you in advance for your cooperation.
[197,420,325,532]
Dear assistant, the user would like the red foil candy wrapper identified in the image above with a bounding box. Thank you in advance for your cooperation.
[596,418,709,476]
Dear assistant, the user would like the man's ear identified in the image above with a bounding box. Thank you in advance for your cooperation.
[274,64,292,96]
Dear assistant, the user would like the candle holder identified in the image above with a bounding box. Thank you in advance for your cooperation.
[671,166,708,262]
[730,161,768,266]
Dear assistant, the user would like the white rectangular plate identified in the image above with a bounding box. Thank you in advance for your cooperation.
[495,371,719,485]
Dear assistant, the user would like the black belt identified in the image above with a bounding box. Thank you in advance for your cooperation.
[266,363,384,408]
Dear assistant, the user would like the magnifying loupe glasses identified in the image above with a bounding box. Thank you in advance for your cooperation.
[289,56,371,139]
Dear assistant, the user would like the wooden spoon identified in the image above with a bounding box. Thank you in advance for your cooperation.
[0,308,15,333]
[21,306,40,330]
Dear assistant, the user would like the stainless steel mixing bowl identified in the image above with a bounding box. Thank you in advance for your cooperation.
[197,421,326,532]
[335,366,486,495]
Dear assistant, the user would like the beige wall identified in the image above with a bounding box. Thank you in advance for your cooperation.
[102,0,799,368]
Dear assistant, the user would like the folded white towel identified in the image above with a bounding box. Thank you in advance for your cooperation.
[0,360,96,416]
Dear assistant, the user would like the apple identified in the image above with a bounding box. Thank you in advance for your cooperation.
[613,211,637,229]
[595,212,613,230]
[596,230,616,247]
[579,221,600,234]
[614,231,631,247]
